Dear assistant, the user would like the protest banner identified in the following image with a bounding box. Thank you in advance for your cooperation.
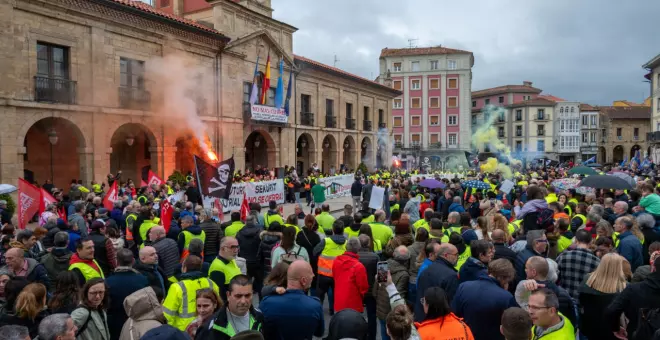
[317,174,355,199]
[202,179,285,213]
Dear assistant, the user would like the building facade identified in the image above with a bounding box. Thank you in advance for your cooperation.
[579,104,607,163]
[601,106,651,164]
[0,0,395,190]
[554,101,581,162]
[643,54,660,162]
[377,46,474,169]
[507,98,557,161]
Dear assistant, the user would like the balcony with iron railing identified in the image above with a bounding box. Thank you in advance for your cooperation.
[34,76,77,104]
[363,120,372,131]
[326,115,337,128]
[119,86,151,110]
[300,112,314,126]
[345,118,356,130]
[535,114,550,121]
[428,142,442,149]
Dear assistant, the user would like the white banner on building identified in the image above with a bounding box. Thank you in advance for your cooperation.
[317,174,355,199]
[250,104,288,123]
[203,179,285,212]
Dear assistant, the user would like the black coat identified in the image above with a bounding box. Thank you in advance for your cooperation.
[134,262,169,293]
[351,181,363,197]
[515,246,541,283]
[195,306,263,340]
[357,249,379,298]
[0,309,49,339]
[325,309,368,340]
[605,271,660,337]
[493,242,517,267]
[578,279,620,340]
[105,268,149,340]
[414,257,458,322]
[236,223,263,265]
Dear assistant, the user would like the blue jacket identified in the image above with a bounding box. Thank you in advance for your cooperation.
[448,202,466,214]
[452,274,518,340]
[617,231,643,272]
[515,246,540,283]
[260,289,325,340]
[67,229,81,253]
[416,258,432,286]
[105,268,149,340]
[458,257,487,284]
[110,208,126,233]
[414,257,459,322]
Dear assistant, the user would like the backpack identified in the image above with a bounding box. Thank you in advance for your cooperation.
[634,308,660,340]
[536,208,555,231]
[279,246,303,265]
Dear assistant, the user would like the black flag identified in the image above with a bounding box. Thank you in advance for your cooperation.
[194,155,235,200]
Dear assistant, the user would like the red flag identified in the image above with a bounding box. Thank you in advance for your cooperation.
[103,181,118,211]
[240,192,250,222]
[214,198,224,222]
[260,52,271,104]
[17,178,40,230]
[147,170,164,187]
[140,179,147,187]
[39,188,57,216]
[161,199,173,233]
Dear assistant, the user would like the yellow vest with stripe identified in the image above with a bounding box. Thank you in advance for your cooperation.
[69,260,105,282]
[162,276,219,331]
[181,230,206,260]
[508,220,522,235]
[211,311,262,337]
[264,212,285,230]
[138,219,159,249]
[443,226,462,237]
[317,238,346,277]
[429,232,449,243]
[208,258,242,285]
[125,213,137,241]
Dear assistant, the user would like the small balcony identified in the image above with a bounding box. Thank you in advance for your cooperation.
[34,76,77,104]
[410,141,421,149]
[119,86,151,110]
[363,120,372,131]
[301,112,314,126]
[345,118,356,130]
[428,142,442,149]
[535,114,550,121]
[325,115,337,128]
[634,135,640,141]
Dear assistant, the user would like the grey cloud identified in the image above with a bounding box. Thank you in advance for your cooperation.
[273,0,660,105]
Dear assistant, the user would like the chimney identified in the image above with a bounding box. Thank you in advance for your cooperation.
[523,81,533,87]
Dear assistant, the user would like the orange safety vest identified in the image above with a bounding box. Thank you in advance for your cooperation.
[317,238,346,277]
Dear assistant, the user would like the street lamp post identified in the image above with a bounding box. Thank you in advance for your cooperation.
[48,129,58,183]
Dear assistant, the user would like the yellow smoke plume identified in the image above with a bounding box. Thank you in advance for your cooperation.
[472,106,521,179]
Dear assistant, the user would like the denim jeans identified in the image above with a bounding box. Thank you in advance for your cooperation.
[294,192,303,211]
[364,295,377,340]
[379,319,391,340]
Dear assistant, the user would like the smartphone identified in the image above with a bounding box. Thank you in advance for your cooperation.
[377,261,389,283]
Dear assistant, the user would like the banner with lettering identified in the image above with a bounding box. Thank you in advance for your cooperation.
[17,178,40,230]
[410,173,464,182]
[317,174,355,199]
[249,104,288,124]
[203,179,285,212]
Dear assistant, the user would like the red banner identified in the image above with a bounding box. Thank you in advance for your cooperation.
[39,188,57,215]
[140,179,147,188]
[147,170,164,187]
[103,181,118,211]
[161,199,173,233]
[17,179,40,230]
[240,192,250,222]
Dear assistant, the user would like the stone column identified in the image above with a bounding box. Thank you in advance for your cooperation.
[149,147,164,178]
[162,146,177,180]
[77,147,94,187]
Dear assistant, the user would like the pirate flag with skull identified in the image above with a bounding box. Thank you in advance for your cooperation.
[194,155,235,200]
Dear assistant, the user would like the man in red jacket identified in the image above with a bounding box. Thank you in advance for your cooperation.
[332,237,369,312]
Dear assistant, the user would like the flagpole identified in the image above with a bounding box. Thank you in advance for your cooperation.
[193,155,205,209]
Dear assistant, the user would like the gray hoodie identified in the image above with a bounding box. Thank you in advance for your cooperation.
[119,287,165,340]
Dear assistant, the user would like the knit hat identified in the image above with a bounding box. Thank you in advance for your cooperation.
[230,330,264,340]
[140,325,190,340]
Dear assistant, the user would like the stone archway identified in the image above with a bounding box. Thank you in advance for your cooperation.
[321,135,338,174]
[175,135,206,175]
[630,144,641,159]
[613,145,624,164]
[110,123,159,184]
[342,135,356,171]
[296,133,316,176]
[599,147,606,164]
[245,130,276,172]
[23,117,87,190]
[360,136,373,168]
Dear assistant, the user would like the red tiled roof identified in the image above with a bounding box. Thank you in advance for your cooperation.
[508,97,557,108]
[601,106,651,120]
[538,94,565,102]
[472,84,542,98]
[380,46,472,58]
[111,0,229,39]
[294,55,401,95]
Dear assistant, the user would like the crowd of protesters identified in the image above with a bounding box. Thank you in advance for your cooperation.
[0,163,660,340]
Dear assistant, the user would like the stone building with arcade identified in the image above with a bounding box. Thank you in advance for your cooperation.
[0,0,398,190]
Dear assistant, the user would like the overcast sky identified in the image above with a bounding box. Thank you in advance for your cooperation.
[269,0,660,105]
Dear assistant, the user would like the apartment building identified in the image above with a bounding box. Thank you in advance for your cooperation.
[643,54,660,162]
[508,98,557,161]
[378,46,474,168]
[601,106,651,164]
[579,104,606,162]
[555,102,581,162]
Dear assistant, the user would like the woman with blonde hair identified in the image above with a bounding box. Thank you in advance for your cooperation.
[492,214,511,243]
[0,282,49,338]
[578,253,628,340]
[474,216,491,242]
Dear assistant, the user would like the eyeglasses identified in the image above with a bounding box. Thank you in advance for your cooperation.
[224,245,240,250]
[528,305,551,311]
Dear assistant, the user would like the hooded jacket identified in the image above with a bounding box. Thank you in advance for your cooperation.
[68,212,89,238]
[458,257,488,284]
[199,220,223,261]
[324,309,368,340]
[414,257,459,322]
[1,257,50,289]
[119,287,166,340]
[448,202,466,214]
[40,247,72,290]
[236,222,263,265]
[332,252,369,312]
[72,306,110,340]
